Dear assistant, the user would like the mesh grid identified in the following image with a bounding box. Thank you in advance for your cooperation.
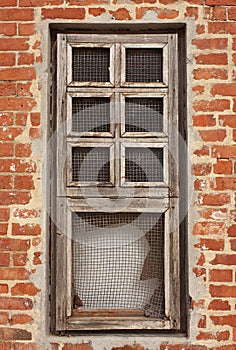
[126,48,162,83]
[72,147,110,182]
[125,98,163,133]
[72,97,110,133]
[125,147,163,182]
[72,48,110,82]
[73,212,165,318]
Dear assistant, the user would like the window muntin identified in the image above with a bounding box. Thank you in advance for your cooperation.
[55,33,180,331]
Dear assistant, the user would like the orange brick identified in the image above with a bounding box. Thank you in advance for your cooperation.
[12,223,41,236]
[208,299,231,310]
[214,160,232,174]
[193,222,225,235]
[193,99,230,112]
[199,129,226,142]
[11,282,40,296]
[0,53,15,66]
[209,269,233,282]
[196,53,227,65]
[42,8,85,19]
[211,254,236,265]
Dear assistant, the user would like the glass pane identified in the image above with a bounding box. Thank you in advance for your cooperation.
[126,48,162,83]
[73,212,165,318]
[125,98,163,133]
[125,147,163,182]
[72,97,110,133]
[72,147,110,182]
[72,48,110,82]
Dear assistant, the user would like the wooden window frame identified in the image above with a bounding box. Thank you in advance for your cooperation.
[53,32,182,332]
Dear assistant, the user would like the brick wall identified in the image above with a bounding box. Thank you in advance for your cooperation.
[0,0,236,349]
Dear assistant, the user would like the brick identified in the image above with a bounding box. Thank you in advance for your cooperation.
[196,53,227,65]
[62,345,93,350]
[0,238,30,251]
[228,225,236,237]
[68,0,108,4]
[193,222,225,235]
[160,345,207,350]
[12,223,41,236]
[13,253,28,266]
[212,145,236,158]
[196,331,229,341]
[0,23,16,36]
[193,100,230,112]
[211,7,227,21]
[17,83,33,97]
[0,0,17,4]
[0,113,13,126]
[0,53,15,66]
[15,113,27,126]
[214,160,232,174]
[0,253,10,266]
[18,53,34,66]
[209,269,232,282]
[110,8,132,20]
[192,85,204,95]
[0,98,36,111]
[194,146,210,157]
[33,252,41,265]
[229,8,236,20]
[0,312,9,324]
[0,284,8,293]
[206,0,236,4]
[185,7,198,20]
[0,208,10,221]
[211,83,236,96]
[13,209,40,219]
[11,282,40,296]
[13,344,41,350]
[194,238,224,251]
[192,115,216,127]
[0,327,31,340]
[230,239,236,250]
[194,68,228,80]
[211,254,236,265]
[0,127,23,141]
[157,9,179,19]
[219,115,236,127]
[0,83,16,97]
[0,143,14,157]
[15,143,32,158]
[208,299,231,310]
[199,129,226,142]
[0,223,8,235]
[0,159,36,173]
[18,24,35,36]
[211,315,236,327]
[11,314,33,325]
[196,24,205,34]
[192,163,212,176]
[197,193,231,206]
[0,268,30,280]
[29,127,41,139]
[14,176,35,190]
[20,0,63,5]
[0,38,29,51]
[194,179,207,191]
[216,177,236,190]
[0,9,34,21]
[30,112,40,126]
[42,8,85,19]
[88,8,106,16]
[0,68,36,81]
[193,38,228,50]
[209,22,236,35]
[0,192,31,205]
[0,175,12,189]
[0,344,11,350]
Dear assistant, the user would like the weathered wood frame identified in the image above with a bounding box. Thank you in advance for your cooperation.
[54,32,181,332]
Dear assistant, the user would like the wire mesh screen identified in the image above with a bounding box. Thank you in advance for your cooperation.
[72,147,110,182]
[72,97,110,133]
[125,98,163,133]
[125,147,163,182]
[72,48,110,82]
[126,48,162,83]
[73,212,165,318]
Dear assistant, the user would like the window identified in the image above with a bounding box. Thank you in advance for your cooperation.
[52,31,185,332]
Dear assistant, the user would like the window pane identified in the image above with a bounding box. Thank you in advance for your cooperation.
[72,147,110,182]
[73,212,165,318]
[125,147,163,182]
[72,48,110,82]
[125,98,163,133]
[126,48,162,83]
[72,97,110,133]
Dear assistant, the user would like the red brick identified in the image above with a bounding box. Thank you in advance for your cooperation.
[192,163,212,176]
[211,254,236,265]
[219,115,236,127]
[0,238,30,251]
[196,331,229,341]
[14,176,35,190]
[0,23,16,36]
[0,113,13,126]
[0,159,36,172]
[194,179,207,191]
[11,282,40,296]
[211,315,236,327]
[230,239,236,250]
[0,175,12,189]
[0,83,16,96]
[208,299,231,310]
[229,8,236,20]
[0,253,10,266]
[42,8,85,19]
[214,160,232,174]
[194,238,224,251]
[15,143,32,157]
[192,115,216,126]
[199,129,226,142]
[228,224,236,237]
[17,83,33,97]
[29,127,41,139]
[0,68,36,81]
[193,100,230,112]
[197,193,231,206]
[160,346,207,350]
[216,177,236,190]
[196,24,205,34]
[0,9,34,21]
[88,8,106,16]
[0,127,23,141]
[211,7,227,21]
[0,344,11,350]
[158,9,179,19]
[206,0,236,4]
[0,268,30,280]
[209,22,236,35]
[13,208,40,219]
[0,0,17,4]
[0,208,10,221]
[62,345,93,350]
[18,53,34,66]
[193,222,225,235]
[0,312,9,324]
[0,53,15,66]
[12,223,41,236]
[185,7,198,19]
[15,113,27,126]
[20,0,63,4]
[109,8,132,20]
[33,252,42,265]
[0,223,8,235]
[11,314,33,325]
[209,269,232,282]
[0,143,14,157]
[194,145,210,157]
[13,253,28,266]
[18,24,35,36]
[211,83,236,96]
[0,98,36,111]
[13,344,42,350]
[212,145,236,158]
[0,284,8,293]
[196,53,227,65]
[0,327,31,340]
[0,192,31,205]
[192,85,204,95]
[0,38,29,51]
[30,112,40,126]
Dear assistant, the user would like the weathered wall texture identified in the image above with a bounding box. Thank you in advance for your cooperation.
[0,0,236,349]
